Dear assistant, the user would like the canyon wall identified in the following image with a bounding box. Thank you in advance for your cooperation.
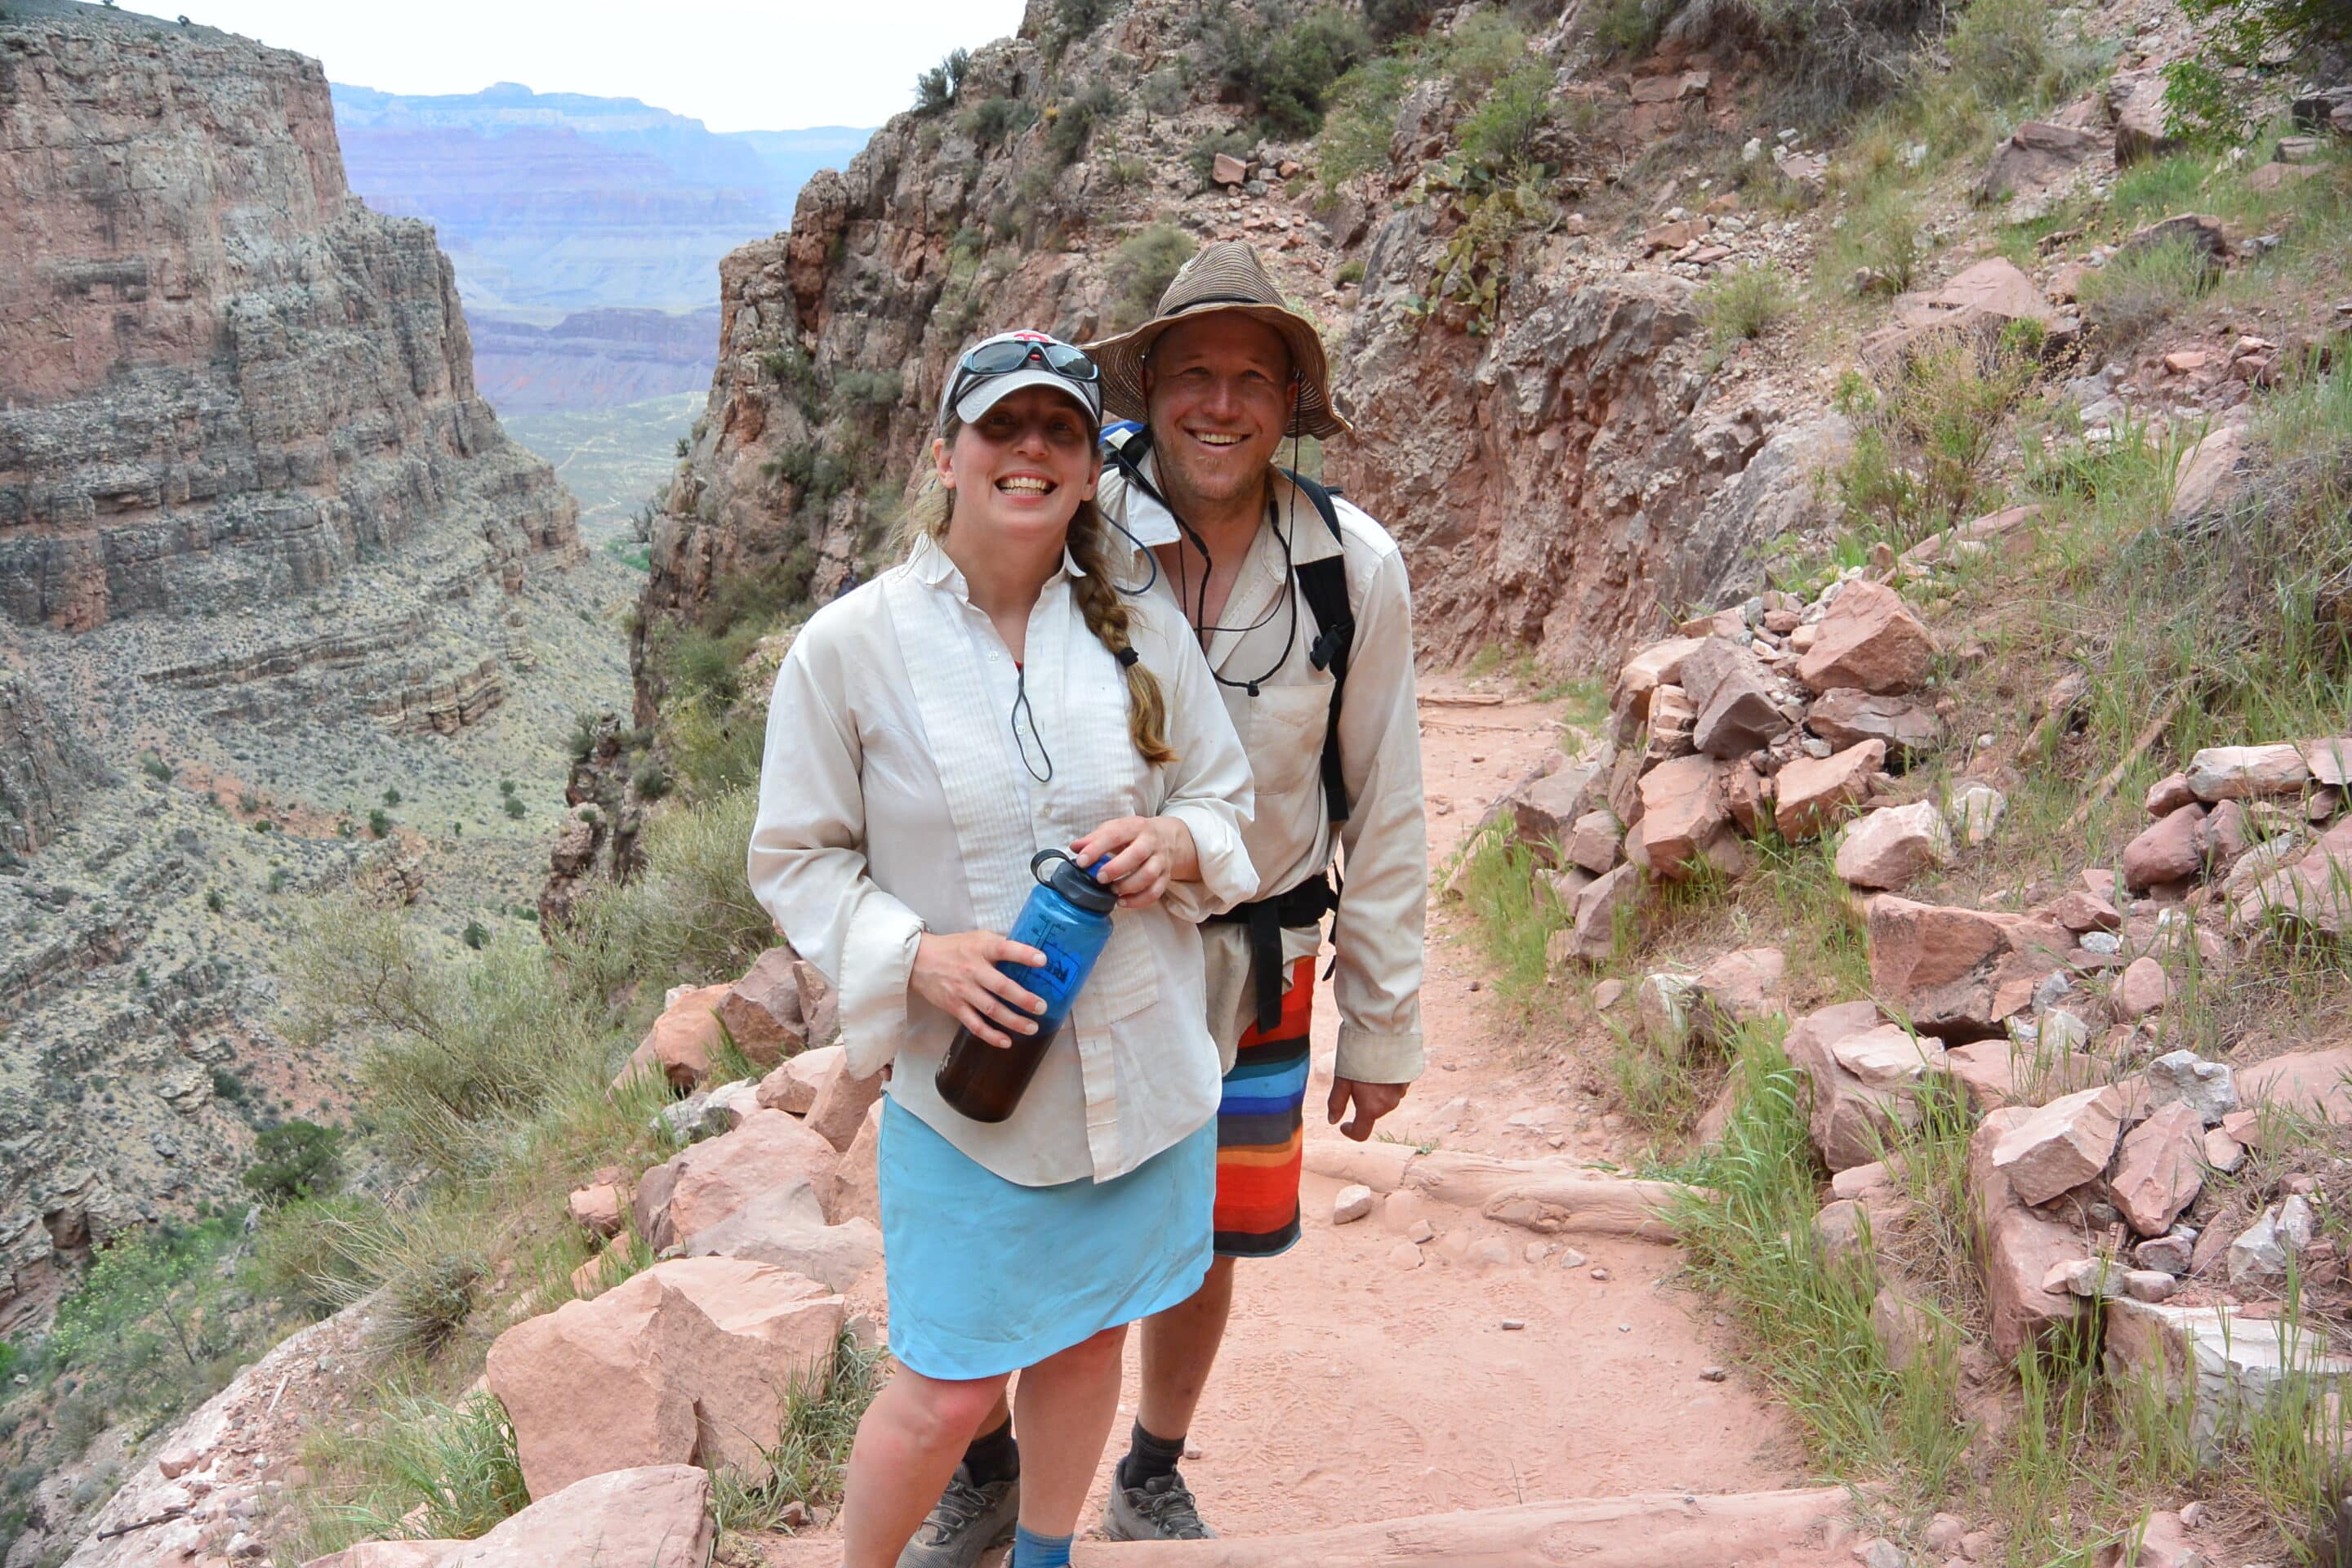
[0,0,627,1334]
[635,0,1837,708]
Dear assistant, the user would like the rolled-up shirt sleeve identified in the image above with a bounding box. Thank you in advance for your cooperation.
[746,632,924,1080]
[1150,618,1258,925]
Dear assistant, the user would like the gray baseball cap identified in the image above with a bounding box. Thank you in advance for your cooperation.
[938,330,1104,431]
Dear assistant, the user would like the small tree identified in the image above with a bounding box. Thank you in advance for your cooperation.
[243,1120,345,1204]
[369,808,392,839]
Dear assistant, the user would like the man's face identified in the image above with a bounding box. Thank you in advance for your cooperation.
[1142,314,1294,509]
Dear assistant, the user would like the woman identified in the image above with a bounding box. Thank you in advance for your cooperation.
[746,330,1256,1568]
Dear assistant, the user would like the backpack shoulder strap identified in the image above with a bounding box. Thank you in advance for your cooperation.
[1278,468,1355,826]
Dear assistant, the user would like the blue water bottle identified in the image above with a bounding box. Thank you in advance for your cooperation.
[934,849,1118,1123]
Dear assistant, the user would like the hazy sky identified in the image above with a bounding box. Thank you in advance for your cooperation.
[149,1,1032,131]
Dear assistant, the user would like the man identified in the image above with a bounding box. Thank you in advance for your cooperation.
[900,243,1428,1565]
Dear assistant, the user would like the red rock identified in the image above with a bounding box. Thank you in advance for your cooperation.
[2185,742,2309,801]
[1512,761,1604,856]
[2203,799,2252,870]
[1834,800,1952,890]
[1555,862,1642,966]
[1980,121,2100,199]
[2049,889,2122,933]
[2109,1102,2203,1236]
[805,1053,885,1152]
[715,947,835,1064]
[2163,349,2211,375]
[2235,1045,2352,1123]
[1804,688,1944,761]
[1635,755,1733,880]
[1782,1000,1913,1171]
[1211,152,1249,186]
[831,1100,883,1229]
[1692,946,1784,1036]
[1643,218,1705,250]
[1614,636,1708,724]
[1774,740,1886,839]
[2122,804,2207,891]
[1679,639,1789,759]
[1565,808,1624,874]
[1971,1107,2087,1356]
[2169,424,2247,523]
[635,1109,839,1252]
[2145,773,2194,816]
[2234,817,2352,936]
[2108,69,2179,163]
[755,1044,844,1116]
[2113,956,2174,1020]
[1990,1085,2123,1205]
[1797,582,1937,694]
[1642,684,1699,765]
[486,1258,844,1499]
[612,982,732,1093]
[1868,896,2070,1039]
[567,1183,625,1241]
[1931,257,2060,326]
[2303,737,2352,788]
[1723,760,1771,835]
[2091,1508,2203,1568]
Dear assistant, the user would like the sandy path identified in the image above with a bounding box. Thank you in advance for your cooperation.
[764,679,1800,1562]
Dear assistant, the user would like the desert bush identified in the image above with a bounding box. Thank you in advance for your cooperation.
[832,368,904,409]
[1698,264,1795,345]
[1442,11,1531,101]
[1943,0,2057,109]
[758,341,822,416]
[308,1392,528,1548]
[1334,257,1365,285]
[138,750,172,782]
[367,808,391,840]
[960,95,1036,146]
[46,1218,251,1432]
[912,47,970,114]
[243,1120,344,1205]
[501,795,525,821]
[1833,332,2041,546]
[1207,3,1370,138]
[1588,0,1664,53]
[2074,234,2214,349]
[1457,56,1552,173]
[1316,51,1414,187]
[1045,82,1123,167]
[1363,0,1437,41]
[1107,223,1197,329]
[1188,127,1258,186]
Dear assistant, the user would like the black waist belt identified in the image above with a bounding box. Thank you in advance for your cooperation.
[1205,873,1338,1036]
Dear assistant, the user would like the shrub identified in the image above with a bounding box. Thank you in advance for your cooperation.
[833,368,904,409]
[138,751,172,783]
[1317,51,1414,187]
[1457,57,1552,173]
[555,787,773,1005]
[667,690,768,799]
[633,759,673,801]
[314,1393,529,1548]
[1107,223,1197,329]
[1944,0,2056,109]
[209,1065,247,1103]
[2075,235,2215,350]
[368,808,391,839]
[912,47,970,114]
[382,787,403,807]
[1443,11,1531,101]
[1699,264,1795,345]
[1188,128,1257,187]
[1208,4,1370,137]
[1334,257,1366,285]
[1045,82,1123,167]
[1364,0,1437,42]
[960,96,1036,146]
[501,795,526,820]
[1833,332,2041,545]
[1590,0,1664,54]
[47,1218,248,1428]
[461,920,490,950]
[205,888,225,913]
[243,1120,344,1205]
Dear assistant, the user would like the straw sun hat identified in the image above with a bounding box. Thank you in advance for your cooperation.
[1083,241,1352,440]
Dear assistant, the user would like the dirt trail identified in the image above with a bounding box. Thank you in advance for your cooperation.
[766,678,1804,1563]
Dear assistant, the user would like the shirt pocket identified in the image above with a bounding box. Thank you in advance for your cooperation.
[1072,913,1160,1030]
[1245,681,1334,802]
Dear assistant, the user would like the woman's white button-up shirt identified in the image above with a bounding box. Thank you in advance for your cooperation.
[747,533,1258,1187]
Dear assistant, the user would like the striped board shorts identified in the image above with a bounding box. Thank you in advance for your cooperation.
[1212,956,1316,1258]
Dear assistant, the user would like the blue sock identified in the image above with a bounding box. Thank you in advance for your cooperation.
[1012,1525,1073,1568]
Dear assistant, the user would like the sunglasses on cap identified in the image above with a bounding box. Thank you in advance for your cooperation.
[961,336,1099,381]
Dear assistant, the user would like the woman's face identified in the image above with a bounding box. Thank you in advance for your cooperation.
[933,384,1100,550]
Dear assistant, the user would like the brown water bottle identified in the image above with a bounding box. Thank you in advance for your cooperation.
[934,851,1118,1123]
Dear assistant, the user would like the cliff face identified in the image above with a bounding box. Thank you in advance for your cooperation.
[0,0,630,1334]
[635,0,1839,710]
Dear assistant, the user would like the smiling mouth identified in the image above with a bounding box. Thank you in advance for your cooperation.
[996,475,1056,494]
[1190,431,1246,448]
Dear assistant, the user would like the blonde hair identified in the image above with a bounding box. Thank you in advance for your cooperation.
[896,448,1175,766]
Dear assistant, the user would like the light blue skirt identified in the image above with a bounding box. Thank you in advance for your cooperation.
[878,1095,1214,1381]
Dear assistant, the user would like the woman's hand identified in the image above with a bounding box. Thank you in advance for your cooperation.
[1070,815,1198,910]
[911,931,1047,1049]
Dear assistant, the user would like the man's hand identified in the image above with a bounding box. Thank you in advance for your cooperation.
[911,931,1046,1049]
[1326,1077,1407,1142]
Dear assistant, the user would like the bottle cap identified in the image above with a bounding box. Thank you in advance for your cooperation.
[1031,849,1117,915]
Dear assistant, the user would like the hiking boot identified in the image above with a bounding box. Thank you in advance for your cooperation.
[896,1465,1018,1568]
[1099,1470,1218,1542]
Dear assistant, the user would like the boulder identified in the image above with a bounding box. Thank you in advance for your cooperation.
[1946,781,2007,847]
[567,1183,626,1241]
[1555,863,1642,966]
[1512,764,1602,857]
[831,1100,884,1230]
[1831,1023,1951,1090]
[2122,804,2207,891]
[2108,70,2179,163]
[1614,636,1708,724]
[2049,889,2123,933]
[2228,1196,2317,1285]
[1796,582,1937,695]
[2184,743,2310,802]
[2144,1050,2237,1125]
[1565,809,1624,874]
[1722,760,1771,835]
[1980,120,2100,199]
[1679,639,1790,759]
[1804,688,1944,762]
[1834,801,1953,890]
[1972,1107,2088,1356]
[1635,755,1735,880]
[2232,817,2352,937]
[2108,1102,2203,1236]
[2136,1234,2195,1275]
[1691,947,1784,1038]
[2103,1298,2352,1460]
[1867,897,2072,1040]
[1930,257,2062,326]
[486,1258,844,1498]
[2304,736,2352,789]
[2167,422,2248,527]
[303,1465,717,1568]
[637,1110,840,1252]
[1642,684,1699,765]
[756,1044,844,1116]
[715,947,836,1064]
[2234,1044,2352,1122]
[2145,773,2196,816]
[1782,1000,1918,1171]
[2091,1508,2205,1568]
[1775,741,1887,839]
[1989,1085,2123,1205]
[612,982,733,1093]
[1211,151,1249,186]
[806,1053,887,1152]
[2112,956,2173,1020]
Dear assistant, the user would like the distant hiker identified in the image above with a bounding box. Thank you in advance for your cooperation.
[748,330,1258,1568]
[915,244,1429,1555]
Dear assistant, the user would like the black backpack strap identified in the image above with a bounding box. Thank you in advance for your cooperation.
[1279,468,1354,827]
